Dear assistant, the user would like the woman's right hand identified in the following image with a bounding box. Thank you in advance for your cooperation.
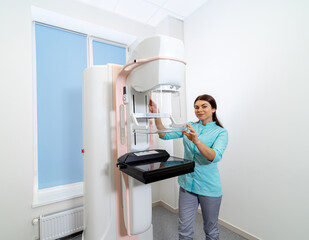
[149,99,158,113]
[149,99,166,138]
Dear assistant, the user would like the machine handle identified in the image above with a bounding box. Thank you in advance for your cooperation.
[169,115,186,128]
[131,113,186,131]
[131,113,148,130]
[133,113,170,119]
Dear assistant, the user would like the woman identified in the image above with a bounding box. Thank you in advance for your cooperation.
[149,94,228,240]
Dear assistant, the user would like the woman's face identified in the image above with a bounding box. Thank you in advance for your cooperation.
[194,100,215,123]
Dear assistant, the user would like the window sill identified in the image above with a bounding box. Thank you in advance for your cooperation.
[32,182,84,208]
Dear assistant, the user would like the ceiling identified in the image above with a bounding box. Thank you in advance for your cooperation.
[78,0,208,27]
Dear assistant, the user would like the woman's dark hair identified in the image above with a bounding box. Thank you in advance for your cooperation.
[194,94,224,128]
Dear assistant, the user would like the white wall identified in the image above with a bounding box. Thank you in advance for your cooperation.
[0,0,155,239]
[184,0,309,239]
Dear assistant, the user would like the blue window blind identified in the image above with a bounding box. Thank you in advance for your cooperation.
[35,24,126,190]
[35,23,87,189]
[93,40,126,65]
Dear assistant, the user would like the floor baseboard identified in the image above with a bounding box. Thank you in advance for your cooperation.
[217,219,260,240]
[153,201,260,240]
[152,200,178,214]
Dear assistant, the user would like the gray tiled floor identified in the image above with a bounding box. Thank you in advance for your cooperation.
[152,205,248,240]
[61,205,248,240]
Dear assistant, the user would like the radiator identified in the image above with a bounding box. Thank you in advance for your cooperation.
[39,206,84,240]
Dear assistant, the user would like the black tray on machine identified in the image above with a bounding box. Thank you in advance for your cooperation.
[117,149,195,184]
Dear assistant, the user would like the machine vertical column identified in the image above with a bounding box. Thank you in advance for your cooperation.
[113,64,152,239]
[82,66,116,240]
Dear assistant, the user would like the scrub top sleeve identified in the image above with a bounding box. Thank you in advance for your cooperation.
[212,130,228,163]
[161,131,183,140]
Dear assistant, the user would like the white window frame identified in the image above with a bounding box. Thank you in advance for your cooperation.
[31,6,133,207]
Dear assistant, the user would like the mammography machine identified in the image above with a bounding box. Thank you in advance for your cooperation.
[82,35,194,240]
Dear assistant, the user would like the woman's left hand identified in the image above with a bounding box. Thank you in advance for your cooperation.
[182,124,200,145]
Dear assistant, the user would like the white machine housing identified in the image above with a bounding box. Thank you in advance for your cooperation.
[127,35,185,92]
[82,35,186,240]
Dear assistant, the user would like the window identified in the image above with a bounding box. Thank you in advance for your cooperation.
[93,40,126,65]
[33,23,126,206]
[35,23,87,189]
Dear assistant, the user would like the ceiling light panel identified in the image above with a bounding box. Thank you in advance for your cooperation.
[144,0,168,6]
[115,0,159,23]
[77,0,208,27]
[79,0,119,12]
[163,0,207,18]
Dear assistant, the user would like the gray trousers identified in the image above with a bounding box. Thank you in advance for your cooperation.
[178,187,222,240]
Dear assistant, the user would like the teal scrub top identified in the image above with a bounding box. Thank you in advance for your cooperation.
[161,121,228,197]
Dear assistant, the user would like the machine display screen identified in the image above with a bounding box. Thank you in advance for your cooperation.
[118,154,195,184]
[132,156,192,172]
